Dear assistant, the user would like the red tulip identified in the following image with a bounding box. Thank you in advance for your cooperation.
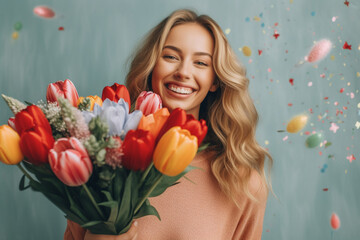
[135,91,162,116]
[46,79,79,107]
[102,83,131,109]
[156,108,187,142]
[181,117,208,146]
[49,137,93,186]
[15,105,55,165]
[122,129,155,171]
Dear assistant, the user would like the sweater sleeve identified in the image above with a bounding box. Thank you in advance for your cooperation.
[63,220,86,240]
[232,171,268,240]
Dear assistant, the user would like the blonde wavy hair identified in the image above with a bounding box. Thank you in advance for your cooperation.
[126,9,272,205]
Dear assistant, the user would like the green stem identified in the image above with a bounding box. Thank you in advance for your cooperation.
[134,174,163,215]
[17,163,36,182]
[138,162,154,188]
[82,184,105,219]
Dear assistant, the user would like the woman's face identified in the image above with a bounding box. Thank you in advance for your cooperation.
[151,23,217,120]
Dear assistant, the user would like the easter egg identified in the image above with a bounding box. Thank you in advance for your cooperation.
[305,133,323,148]
[33,6,55,19]
[286,114,308,133]
[307,39,332,63]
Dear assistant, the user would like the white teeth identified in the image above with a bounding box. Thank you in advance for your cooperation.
[168,84,193,94]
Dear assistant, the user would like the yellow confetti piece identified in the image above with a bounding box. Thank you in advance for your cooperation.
[242,46,252,57]
[12,31,18,39]
[225,28,231,35]
[253,16,261,22]
[357,72,360,77]
[357,103,360,108]
[265,140,269,145]
[345,170,347,174]
[347,82,351,86]
[290,0,294,3]
[329,73,334,78]
[355,121,360,129]
[331,55,335,60]
[358,44,360,51]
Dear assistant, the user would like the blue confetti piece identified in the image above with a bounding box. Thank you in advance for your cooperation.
[259,13,263,18]
[321,168,325,173]
[245,17,250,22]
[311,11,316,16]
[261,23,265,28]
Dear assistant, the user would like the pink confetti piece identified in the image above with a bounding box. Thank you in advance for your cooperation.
[320,73,326,78]
[329,123,339,133]
[308,82,313,87]
[346,154,355,163]
[283,136,288,141]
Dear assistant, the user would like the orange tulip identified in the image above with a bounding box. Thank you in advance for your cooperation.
[0,125,23,165]
[137,108,169,140]
[153,126,197,176]
[77,95,103,111]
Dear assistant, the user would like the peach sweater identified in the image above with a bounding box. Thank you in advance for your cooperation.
[64,151,268,240]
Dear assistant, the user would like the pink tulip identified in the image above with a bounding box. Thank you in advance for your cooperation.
[49,137,92,186]
[46,79,79,107]
[135,91,162,116]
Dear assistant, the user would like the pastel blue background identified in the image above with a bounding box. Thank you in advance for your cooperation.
[1,0,359,239]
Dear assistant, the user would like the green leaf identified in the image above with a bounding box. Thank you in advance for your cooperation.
[197,142,209,153]
[99,191,118,223]
[134,199,160,221]
[115,171,137,230]
[81,221,103,228]
[65,187,89,222]
[19,175,30,191]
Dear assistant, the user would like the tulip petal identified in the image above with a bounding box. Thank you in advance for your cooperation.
[20,131,50,165]
[63,79,79,107]
[0,125,23,165]
[69,137,88,157]
[123,110,143,136]
[163,135,197,176]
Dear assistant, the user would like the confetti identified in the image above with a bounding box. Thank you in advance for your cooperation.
[283,136,288,141]
[343,41,352,50]
[320,73,326,78]
[332,16,338,22]
[14,22,22,31]
[58,26,64,31]
[273,32,280,39]
[340,88,344,93]
[258,50,263,55]
[329,123,339,133]
[346,154,355,163]
[311,11,316,16]
[355,121,360,129]
[289,78,294,86]
[323,188,329,191]
[308,82,313,87]
[12,32,19,39]
[225,28,231,35]
[344,0,350,6]
[330,213,341,230]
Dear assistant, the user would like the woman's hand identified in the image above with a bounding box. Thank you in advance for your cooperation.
[84,221,138,240]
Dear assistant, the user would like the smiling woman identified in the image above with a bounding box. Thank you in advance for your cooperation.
[64,9,272,240]
[151,23,218,119]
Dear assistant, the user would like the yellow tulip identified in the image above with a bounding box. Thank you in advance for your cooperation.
[77,95,103,111]
[153,126,198,176]
[0,125,23,165]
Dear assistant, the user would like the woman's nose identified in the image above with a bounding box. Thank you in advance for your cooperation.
[174,61,191,80]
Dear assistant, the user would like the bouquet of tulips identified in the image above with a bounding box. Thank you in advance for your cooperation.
[0,79,208,234]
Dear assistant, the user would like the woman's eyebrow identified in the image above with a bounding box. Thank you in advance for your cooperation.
[163,45,212,58]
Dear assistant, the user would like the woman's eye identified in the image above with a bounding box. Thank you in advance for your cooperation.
[195,61,208,67]
[163,55,178,60]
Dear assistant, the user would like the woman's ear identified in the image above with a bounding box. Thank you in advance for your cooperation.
[209,79,219,92]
